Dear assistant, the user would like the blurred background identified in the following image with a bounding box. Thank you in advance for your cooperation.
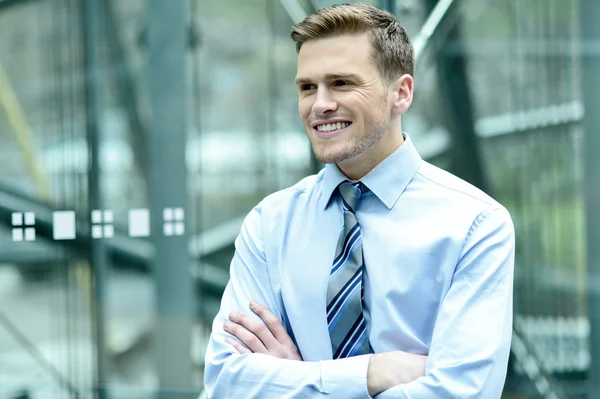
[0,0,599,398]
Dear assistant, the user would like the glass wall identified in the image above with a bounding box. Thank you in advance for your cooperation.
[0,0,597,398]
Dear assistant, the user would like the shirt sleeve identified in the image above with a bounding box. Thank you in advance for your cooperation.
[203,202,373,399]
[375,206,515,399]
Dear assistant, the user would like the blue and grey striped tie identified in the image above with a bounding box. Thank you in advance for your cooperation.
[327,180,371,359]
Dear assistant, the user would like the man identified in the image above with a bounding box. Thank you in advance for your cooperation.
[204,3,514,398]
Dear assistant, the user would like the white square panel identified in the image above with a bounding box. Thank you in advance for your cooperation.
[91,210,102,224]
[163,208,173,222]
[129,209,150,237]
[103,225,114,238]
[174,222,185,236]
[12,228,23,241]
[174,208,184,221]
[163,223,174,236]
[24,228,36,241]
[92,225,103,239]
[24,212,35,226]
[12,212,22,226]
[103,210,113,223]
[53,211,76,240]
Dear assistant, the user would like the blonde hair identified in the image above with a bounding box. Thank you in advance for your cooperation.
[291,2,414,85]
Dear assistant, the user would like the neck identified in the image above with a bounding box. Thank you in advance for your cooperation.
[337,129,405,180]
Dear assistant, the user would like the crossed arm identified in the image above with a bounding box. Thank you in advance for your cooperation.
[203,204,426,398]
[223,301,426,397]
[203,204,515,398]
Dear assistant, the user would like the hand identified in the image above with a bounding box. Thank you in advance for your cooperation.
[367,350,427,396]
[223,301,302,361]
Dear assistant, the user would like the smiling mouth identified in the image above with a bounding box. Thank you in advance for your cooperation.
[312,122,352,140]
[314,121,352,133]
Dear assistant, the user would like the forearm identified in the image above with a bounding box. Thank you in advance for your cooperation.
[205,350,372,399]
[367,351,427,397]
[373,351,509,399]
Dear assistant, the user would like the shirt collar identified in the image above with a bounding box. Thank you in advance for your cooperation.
[320,133,422,210]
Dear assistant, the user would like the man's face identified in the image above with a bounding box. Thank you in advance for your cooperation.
[296,33,391,166]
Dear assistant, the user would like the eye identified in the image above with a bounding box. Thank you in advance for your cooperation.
[300,84,316,92]
[334,80,351,87]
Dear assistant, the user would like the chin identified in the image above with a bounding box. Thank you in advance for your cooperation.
[312,144,353,165]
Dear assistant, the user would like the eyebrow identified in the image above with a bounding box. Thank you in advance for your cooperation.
[295,73,361,86]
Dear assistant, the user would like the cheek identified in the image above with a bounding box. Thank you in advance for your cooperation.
[299,98,312,119]
[347,93,380,115]
[363,96,388,119]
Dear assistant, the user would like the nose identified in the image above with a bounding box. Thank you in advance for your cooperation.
[312,87,337,116]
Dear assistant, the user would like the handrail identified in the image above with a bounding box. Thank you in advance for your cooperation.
[412,0,455,63]
[0,0,37,12]
[0,310,81,398]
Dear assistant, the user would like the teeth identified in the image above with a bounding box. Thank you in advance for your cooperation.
[316,122,351,132]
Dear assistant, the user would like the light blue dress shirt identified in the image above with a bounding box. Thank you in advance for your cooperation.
[204,133,515,398]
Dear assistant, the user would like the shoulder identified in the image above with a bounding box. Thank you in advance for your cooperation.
[246,172,323,222]
[241,172,322,244]
[415,161,503,211]
[412,161,513,234]
[260,172,323,210]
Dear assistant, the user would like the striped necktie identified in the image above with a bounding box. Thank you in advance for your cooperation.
[327,180,371,359]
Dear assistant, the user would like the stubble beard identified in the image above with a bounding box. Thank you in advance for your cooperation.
[311,117,388,165]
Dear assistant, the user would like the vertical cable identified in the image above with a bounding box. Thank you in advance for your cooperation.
[66,0,76,393]
[267,0,279,192]
[190,0,207,366]
[54,1,68,396]
[81,0,110,396]
[549,0,565,375]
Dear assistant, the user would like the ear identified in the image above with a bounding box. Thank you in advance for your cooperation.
[389,74,413,116]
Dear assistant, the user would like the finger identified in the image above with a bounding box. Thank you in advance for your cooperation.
[249,301,295,347]
[227,312,279,350]
[223,320,268,354]
[225,337,252,355]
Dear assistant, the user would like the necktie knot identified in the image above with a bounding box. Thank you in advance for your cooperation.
[338,181,369,213]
